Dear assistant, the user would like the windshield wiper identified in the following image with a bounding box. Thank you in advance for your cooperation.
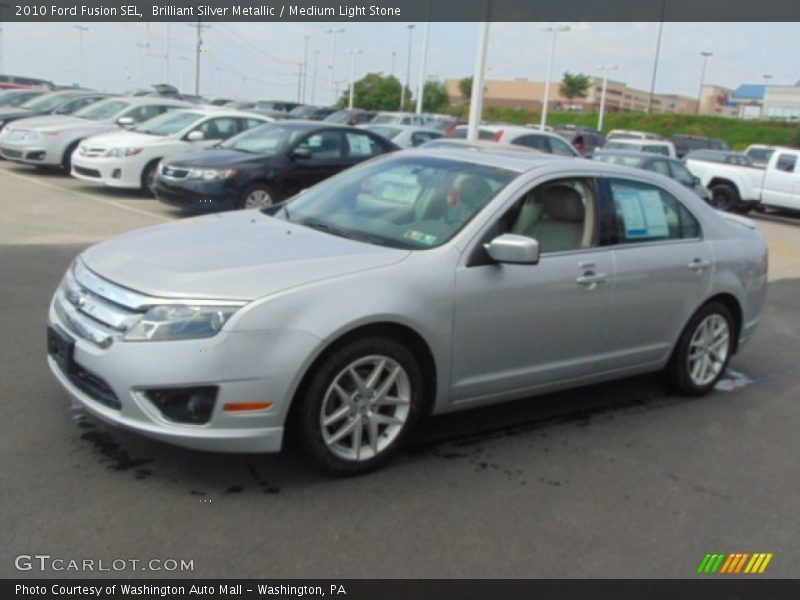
[298,218,360,240]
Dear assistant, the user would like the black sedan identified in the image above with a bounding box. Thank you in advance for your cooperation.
[592,149,711,203]
[0,90,111,134]
[154,121,399,212]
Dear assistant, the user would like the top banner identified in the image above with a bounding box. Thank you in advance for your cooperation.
[3,0,800,22]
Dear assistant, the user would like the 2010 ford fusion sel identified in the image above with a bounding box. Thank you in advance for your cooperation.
[46,147,768,474]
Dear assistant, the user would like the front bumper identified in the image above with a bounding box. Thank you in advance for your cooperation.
[47,298,319,453]
[0,137,62,166]
[154,177,239,212]
[71,154,143,189]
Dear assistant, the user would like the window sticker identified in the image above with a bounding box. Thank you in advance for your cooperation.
[403,230,437,245]
[347,133,372,156]
[615,188,669,239]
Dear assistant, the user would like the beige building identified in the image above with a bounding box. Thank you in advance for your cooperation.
[698,85,738,117]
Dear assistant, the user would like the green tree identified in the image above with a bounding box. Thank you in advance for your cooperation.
[336,73,411,111]
[560,72,591,101]
[421,80,450,113]
[458,76,473,101]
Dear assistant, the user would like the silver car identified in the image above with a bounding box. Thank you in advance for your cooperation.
[46,148,768,474]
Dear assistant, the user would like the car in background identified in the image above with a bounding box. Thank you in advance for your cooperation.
[603,138,677,159]
[325,109,377,126]
[685,149,756,168]
[256,100,303,113]
[287,105,338,120]
[0,89,48,108]
[671,134,729,159]
[446,124,581,157]
[555,126,606,156]
[71,108,273,195]
[0,90,113,134]
[744,144,777,168]
[606,129,664,141]
[48,146,767,474]
[178,94,208,105]
[365,124,442,148]
[421,138,542,154]
[0,74,55,90]
[154,121,398,212]
[593,149,711,203]
[0,96,189,171]
[370,112,456,131]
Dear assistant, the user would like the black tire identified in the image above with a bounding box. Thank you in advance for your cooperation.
[236,183,277,210]
[666,302,735,396]
[61,141,80,173]
[294,336,425,476]
[140,160,160,197]
[710,183,740,212]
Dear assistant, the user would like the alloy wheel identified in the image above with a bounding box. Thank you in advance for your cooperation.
[687,314,731,387]
[244,189,274,209]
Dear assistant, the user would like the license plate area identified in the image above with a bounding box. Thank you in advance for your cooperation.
[47,325,75,374]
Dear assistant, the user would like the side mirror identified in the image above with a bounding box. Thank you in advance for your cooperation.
[186,130,205,141]
[484,234,540,265]
[117,116,135,128]
[291,146,312,160]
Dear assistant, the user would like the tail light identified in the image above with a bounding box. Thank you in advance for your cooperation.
[494,130,504,142]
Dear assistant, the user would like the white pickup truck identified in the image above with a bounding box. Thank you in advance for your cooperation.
[686,147,800,213]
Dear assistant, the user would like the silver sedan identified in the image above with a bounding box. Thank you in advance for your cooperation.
[47,147,768,474]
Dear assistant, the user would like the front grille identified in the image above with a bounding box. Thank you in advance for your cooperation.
[79,146,107,158]
[74,166,102,178]
[161,165,189,179]
[2,148,22,158]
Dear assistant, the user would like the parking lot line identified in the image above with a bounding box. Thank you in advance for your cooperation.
[0,165,170,222]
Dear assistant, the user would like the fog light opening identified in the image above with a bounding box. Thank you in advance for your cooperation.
[112,169,122,179]
[144,386,217,424]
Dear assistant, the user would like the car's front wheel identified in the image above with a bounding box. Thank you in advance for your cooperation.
[238,184,277,210]
[295,337,424,475]
[667,302,734,396]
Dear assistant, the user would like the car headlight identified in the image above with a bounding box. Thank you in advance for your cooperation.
[186,168,238,181]
[107,147,143,157]
[124,304,242,341]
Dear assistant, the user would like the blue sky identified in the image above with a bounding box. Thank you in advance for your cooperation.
[3,21,798,101]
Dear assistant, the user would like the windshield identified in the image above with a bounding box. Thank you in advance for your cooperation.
[21,93,75,112]
[275,155,515,250]
[326,111,354,124]
[366,126,402,139]
[594,154,645,167]
[0,90,42,107]
[136,111,203,136]
[75,99,131,121]
[221,124,300,154]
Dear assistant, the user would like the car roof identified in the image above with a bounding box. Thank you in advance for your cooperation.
[369,124,440,133]
[406,144,562,173]
[607,138,672,146]
[168,106,272,119]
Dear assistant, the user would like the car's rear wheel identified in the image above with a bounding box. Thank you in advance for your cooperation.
[294,337,424,475]
[710,183,739,212]
[666,302,734,396]
[238,184,276,210]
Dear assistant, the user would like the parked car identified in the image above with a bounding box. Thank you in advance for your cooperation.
[606,129,664,141]
[370,112,455,131]
[71,108,273,194]
[555,127,606,156]
[0,73,55,90]
[0,89,48,108]
[287,105,337,120]
[593,149,711,203]
[671,134,729,159]
[421,138,541,153]
[686,146,800,212]
[325,109,377,126]
[47,147,767,474]
[603,138,677,159]
[744,144,778,168]
[256,100,303,113]
[446,124,581,157]
[685,149,756,168]
[0,97,189,171]
[365,124,442,148]
[0,90,112,134]
[153,121,398,212]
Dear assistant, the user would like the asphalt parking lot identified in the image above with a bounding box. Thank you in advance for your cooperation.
[1,159,799,579]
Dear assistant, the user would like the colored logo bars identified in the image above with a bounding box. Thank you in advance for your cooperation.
[697,553,773,574]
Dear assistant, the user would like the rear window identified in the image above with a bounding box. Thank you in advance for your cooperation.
[449,128,497,141]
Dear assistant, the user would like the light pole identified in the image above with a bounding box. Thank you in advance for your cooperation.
[696,51,712,115]
[415,22,431,114]
[647,17,665,113]
[311,49,320,104]
[597,65,617,132]
[466,20,491,142]
[135,42,148,85]
[177,56,188,92]
[163,23,171,83]
[301,35,310,103]
[326,27,345,106]
[189,22,211,95]
[0,3,9,73]
[400,24,415,110]
[390,51,396,78]
[74,25,89,85]
[348,49,363,110]
[540,25,569,128]
[762,74,773,85]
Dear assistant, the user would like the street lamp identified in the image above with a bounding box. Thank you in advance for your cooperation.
[696,51,712,115]
[400,24,415,110]
[762,74,773,85]
[326,27,345,106]
[74,25,89,85]
[540,25,569,129]
[597,65,618,132]
[348,48,363,110]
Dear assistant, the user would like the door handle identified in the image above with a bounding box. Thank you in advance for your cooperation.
[576,271,608,287]
[688,258,711,271]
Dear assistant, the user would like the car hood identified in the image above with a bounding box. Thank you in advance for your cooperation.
[5,115,112,133]
[80,210,409,301]
[83,130,170,148]
[0,108,37,119]
[166,148,270,168]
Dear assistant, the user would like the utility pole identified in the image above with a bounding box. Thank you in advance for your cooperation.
[401,24,415,110]
[390,51,396,78]
[647,2,666,114]
[326,28,345,106]
[696,51,712,115]
[415,21,431,114]
[311,50,320,104]
[301,35,310,103]
[296,62,303,102]
[466,6,491,142]
[189,21,211,95]
[597,65,617,132]
[540,25,569,129]
[74,25,89,85]
[164,23,171,83]
[348,49,363,109]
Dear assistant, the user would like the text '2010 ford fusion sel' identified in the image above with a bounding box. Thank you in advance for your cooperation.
[46,147,768,474]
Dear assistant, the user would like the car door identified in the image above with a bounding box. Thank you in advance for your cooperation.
[343,130,391,164]
[187,116,241,148]
[277,129,347,196]
[450,176,617,403]
[603,177,712,367]
[762,152,800,209]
